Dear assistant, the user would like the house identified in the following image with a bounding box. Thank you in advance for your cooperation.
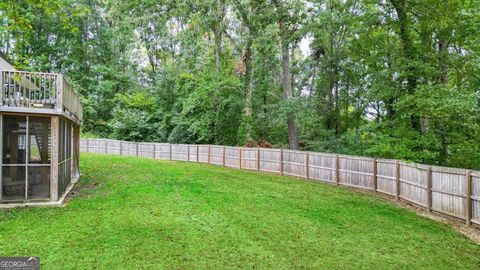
[0,52,82,206]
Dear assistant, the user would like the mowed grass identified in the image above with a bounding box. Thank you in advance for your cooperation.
[1,153,479,269]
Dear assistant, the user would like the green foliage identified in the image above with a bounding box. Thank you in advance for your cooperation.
[1,0,480,168]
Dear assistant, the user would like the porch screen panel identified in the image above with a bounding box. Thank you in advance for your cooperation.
[57,119,73,197]
[27,117,51,200]
[66,122,72,185]
[1,116,27,201]
[58,119,66,195]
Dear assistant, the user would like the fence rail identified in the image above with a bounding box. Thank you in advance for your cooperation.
[80,138,480,226]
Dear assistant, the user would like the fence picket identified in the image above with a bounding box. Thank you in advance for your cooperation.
[239,148,242,169]
[427,167,432,212]
[305,152,309,180]
[466,171,472,225]
[396,161,400,201]
[280,149,284,175]
[335,155,340,186]
[257,148,260,172]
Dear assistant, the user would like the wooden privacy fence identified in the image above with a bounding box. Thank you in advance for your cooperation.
[80,138,480,227]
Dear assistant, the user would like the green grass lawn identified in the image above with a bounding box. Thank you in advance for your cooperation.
[1,153,479,269]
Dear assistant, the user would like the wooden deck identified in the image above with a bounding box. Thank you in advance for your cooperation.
[0,70,82,125]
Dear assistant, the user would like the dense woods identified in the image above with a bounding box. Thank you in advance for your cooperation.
[1,0,480,169]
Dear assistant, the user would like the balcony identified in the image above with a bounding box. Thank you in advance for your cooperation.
[0,70,83,125]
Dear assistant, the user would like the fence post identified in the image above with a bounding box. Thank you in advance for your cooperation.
[373,159,378,192]
[187,145,190,162]
[280,149,284,176]
[395,161,401,201]
[223,146,226,166]
[120,141,123,155]
[86,139,90,152]
[104,139,108,154]
[196,145,199,162]
[169,144,172,161]
[427,166,432,212]
[335,155,340,185]
[466,171,472,226]
[153,143,156,159]
[257,147,260,171]
[136,142,139,157]
[208,145,211,164]
[239,147,242,169]
[305,152,309,180]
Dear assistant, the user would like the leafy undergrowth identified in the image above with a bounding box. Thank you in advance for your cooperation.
[1,153,479,269]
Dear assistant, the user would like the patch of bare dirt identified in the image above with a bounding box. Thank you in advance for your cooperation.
[64,182,101,203]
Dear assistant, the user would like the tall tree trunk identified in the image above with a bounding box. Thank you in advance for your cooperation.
[213,0,226,73]
[242,42,253,142]
[232,0,255,144]
[436,36,450,161]
[214,31,222,73]
[385,47,396,119]
[273,0,299,149]
[390,0,420,131]
[438,38,449,85]
[334,76,340,136]
[279,20,299,150]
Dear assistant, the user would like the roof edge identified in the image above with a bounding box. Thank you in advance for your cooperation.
[0,51,14,66]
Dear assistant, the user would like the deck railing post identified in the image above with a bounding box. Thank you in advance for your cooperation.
[335,155,340,185]
[396,161,400,201]
[55,74,63,113]
[305,152,309,179]
[466,171,472,226]
[373,159,378,192]
[427,166,433,212]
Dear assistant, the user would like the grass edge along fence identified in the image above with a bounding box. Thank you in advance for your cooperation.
[80,138,480,227]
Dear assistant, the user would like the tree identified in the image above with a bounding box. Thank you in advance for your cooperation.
[272,0,301,149]
[2,0,480,168]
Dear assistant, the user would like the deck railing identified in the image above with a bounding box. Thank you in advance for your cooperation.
[0,70,83,124]
[80,138,480,227]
